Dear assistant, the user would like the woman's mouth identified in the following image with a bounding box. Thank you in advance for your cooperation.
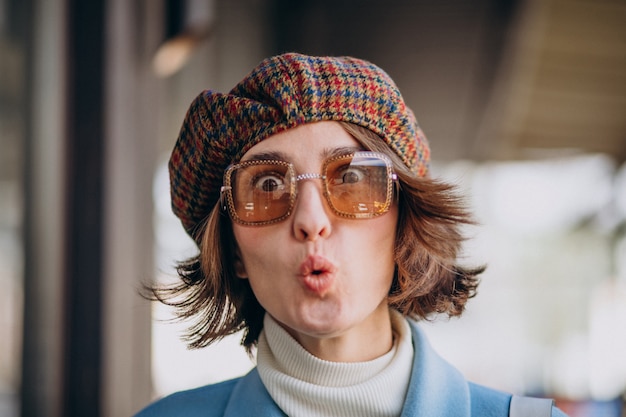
[299,255,336,296]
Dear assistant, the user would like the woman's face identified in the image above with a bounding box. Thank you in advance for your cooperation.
[232,121,398,361]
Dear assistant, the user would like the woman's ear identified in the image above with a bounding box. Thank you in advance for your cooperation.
[234,247,248,279]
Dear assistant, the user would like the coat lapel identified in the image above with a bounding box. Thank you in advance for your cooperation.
[400,322,472,417]
[223,368,286,416]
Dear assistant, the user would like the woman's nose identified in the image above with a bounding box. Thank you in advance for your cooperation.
[291,180,332,241]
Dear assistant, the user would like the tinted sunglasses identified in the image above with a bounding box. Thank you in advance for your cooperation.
[220,151,397,226]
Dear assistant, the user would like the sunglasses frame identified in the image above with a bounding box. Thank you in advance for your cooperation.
[220,151,397,226]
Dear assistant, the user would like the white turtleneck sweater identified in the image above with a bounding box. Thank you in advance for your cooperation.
[256,309,414,417]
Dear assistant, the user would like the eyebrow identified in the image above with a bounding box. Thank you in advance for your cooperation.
[242,146,365,163]
[243,150,289,162]
[325,146,364,159]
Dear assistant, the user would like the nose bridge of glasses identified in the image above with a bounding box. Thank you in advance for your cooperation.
[294,172,328,206]
[293,173,329,207]
[295,172,326,182]
[291,171,333,225]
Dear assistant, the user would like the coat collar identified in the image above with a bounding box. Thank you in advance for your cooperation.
[223,320,471,417]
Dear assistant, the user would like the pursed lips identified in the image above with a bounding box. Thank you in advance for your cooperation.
[299,255,337,295]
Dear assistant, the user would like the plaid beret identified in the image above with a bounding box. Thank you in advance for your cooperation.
[169,52,430,239]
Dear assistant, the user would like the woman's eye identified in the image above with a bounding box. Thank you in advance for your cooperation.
[254,174,285,192]
[335,168,365,185]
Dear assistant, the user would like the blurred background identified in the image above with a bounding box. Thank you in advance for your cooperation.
[1,0,625,416]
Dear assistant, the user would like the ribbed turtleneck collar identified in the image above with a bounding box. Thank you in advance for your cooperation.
[256,309,414,417]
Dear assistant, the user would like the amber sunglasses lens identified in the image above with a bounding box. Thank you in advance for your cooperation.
[324,153,393,218]
[227,162,294,224]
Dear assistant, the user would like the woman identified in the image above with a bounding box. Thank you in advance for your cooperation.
[137,53,566,416]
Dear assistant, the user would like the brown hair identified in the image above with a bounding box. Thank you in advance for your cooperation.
[150,122,483,352]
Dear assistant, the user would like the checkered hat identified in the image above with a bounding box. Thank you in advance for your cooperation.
[169,52,430,239]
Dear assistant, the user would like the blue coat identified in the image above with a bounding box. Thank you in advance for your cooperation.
[136,321,567,416]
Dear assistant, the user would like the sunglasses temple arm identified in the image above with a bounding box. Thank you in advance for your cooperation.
[219,186,232,210]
